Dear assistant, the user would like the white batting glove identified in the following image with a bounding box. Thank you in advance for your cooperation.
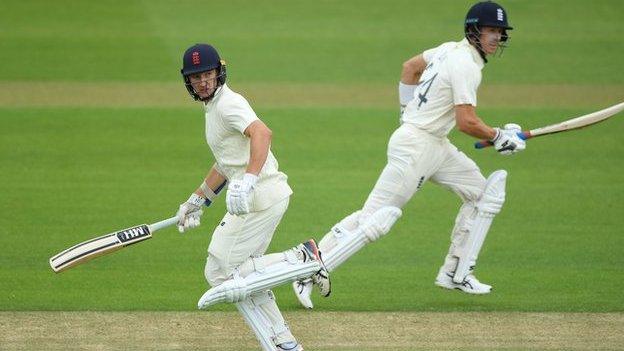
[226,173,258,216]
[492,123,526,155]
[176,193,205,233]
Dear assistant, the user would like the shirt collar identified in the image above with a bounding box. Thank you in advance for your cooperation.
[203,84,227,110]
[460,38,485,69]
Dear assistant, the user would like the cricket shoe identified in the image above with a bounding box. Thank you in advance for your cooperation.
[277,341,304,351]
[292,278,314,309]
[299,239,331,297]
[435,271,492,294]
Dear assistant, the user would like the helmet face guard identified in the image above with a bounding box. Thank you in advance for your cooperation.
[465,23,510,59]
[182,62,227,102]
[464,1,513,59]
[180,44,227,102]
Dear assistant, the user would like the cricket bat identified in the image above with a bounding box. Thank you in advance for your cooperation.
[475,101,624,149]
[49,216,178,273]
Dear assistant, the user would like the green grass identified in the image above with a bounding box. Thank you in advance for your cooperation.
[1,107,623,311]
[1,0,623,313]
[2,0,624,83]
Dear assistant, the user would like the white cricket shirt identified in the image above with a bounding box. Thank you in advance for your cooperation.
[401,38,484,138]
[203,84,292,212]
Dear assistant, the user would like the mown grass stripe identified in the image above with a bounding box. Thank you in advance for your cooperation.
[1,82,622,108]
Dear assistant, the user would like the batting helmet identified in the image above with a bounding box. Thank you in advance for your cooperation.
[180,44,227,101]
[464,1,513,58]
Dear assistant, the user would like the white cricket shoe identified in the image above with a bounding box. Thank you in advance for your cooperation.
[277,341,303,350]
[292,278,314,309]
[435,271,492,294]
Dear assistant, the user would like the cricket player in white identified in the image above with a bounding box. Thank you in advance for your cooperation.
[293,1,526,308]
[176,43,330,351]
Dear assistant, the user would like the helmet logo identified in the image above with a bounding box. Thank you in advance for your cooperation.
[497,8,504,21]
[192,51,201,65]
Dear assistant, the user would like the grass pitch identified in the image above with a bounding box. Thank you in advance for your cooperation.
[3,311,623,350]
[2,105,623,312]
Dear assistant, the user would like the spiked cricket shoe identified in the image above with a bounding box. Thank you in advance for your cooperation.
[292,278,314,309]
[299,239,331,297]
[435,271,492,294]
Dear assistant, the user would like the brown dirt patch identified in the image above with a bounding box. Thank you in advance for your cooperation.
[1,311,622,350]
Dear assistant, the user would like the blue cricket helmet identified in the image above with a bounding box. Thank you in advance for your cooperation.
[180,43,227,101]
[465,1,512,42]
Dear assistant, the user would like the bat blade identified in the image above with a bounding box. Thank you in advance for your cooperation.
[49,224,152,273]
[474,102,624,149]
[530,101,624,137]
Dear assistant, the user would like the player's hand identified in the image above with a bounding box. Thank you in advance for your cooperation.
[492,123,526,155]
[176,193,205,233]
[226,173,258,216]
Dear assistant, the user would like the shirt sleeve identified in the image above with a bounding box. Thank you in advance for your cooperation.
[448,54,481,106]
[422,42,454,63]
[221,94,260,134]
[422,46,438,63]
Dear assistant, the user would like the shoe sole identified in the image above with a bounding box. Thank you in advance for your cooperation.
[434,280,491,295]
[293,280,314,309]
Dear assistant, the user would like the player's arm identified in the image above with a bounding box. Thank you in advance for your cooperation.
[176,164,228,233]
[222,119,271,216]
[455,104,497,140]
[243,119,272,176]
[401,54,427,85]
[456,104,526,155]
[194,165,228,202]
[399,54,427,116]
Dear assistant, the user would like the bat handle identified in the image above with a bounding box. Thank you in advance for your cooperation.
[474,131,531,149]
[149,216,179,232]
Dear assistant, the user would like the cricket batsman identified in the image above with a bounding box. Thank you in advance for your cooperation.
[293,1,526,308]
[175,43,330,350]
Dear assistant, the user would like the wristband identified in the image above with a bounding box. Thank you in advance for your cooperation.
[399,82,417,105]
[199,180,227,207]
[200,182,217,200]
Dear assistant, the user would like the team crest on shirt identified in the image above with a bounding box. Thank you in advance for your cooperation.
[497,8,504,21]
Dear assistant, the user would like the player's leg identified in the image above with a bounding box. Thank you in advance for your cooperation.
[237,290,303,351]
[359,125,444,218]
[293,125,443,308]
[431,143,506,294]
[324,125,445,263]
[200,198,320,350]
[293,205,401,308]
[200,239,328,307]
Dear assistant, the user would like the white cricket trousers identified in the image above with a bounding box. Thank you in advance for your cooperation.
[362,123,486,215]
[205,197,290,286]
[204,197,295,345]
[362,123,488,272]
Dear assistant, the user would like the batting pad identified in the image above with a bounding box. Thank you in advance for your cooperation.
[198,255,320,309]
[236,290,292,351]
[453,170,507,283]
[322,206,402,271]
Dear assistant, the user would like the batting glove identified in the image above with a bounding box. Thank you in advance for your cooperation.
[492,123,526,155]
[226,173,258,216]
[176,193,205,233]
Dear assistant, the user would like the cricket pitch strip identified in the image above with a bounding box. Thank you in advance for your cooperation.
[1,311,622,350]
